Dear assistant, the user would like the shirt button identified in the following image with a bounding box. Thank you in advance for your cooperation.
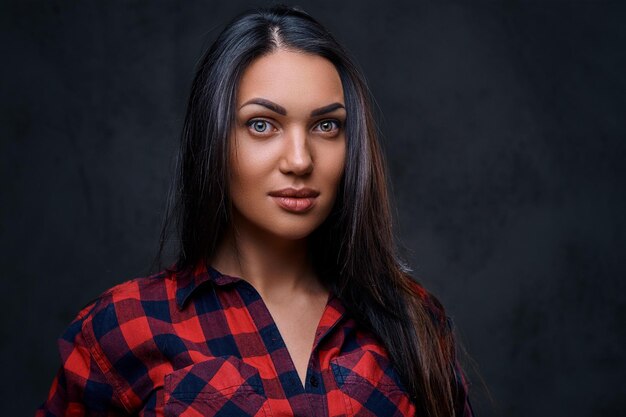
[309,375,319,387]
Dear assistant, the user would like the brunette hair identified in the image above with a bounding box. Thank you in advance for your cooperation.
[157,5,466,417]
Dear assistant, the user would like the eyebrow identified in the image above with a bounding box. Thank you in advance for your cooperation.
[239,98,345,117]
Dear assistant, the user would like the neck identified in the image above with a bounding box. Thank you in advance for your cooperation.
[211,219,322,301]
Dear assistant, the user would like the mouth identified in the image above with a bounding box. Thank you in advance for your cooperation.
[268,188,320,213]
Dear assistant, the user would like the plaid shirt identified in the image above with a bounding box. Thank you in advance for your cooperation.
[37,262,473,417]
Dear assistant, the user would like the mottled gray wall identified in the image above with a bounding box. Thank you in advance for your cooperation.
[1,1,624,416]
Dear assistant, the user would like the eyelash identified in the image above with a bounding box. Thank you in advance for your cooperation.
[245,119,343,136]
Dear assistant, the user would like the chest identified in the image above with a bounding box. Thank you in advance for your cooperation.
[263,291,329,387]
[106,283,416,416]
[158,348,416,417]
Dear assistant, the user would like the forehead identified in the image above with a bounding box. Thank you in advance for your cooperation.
[236,49,344,110]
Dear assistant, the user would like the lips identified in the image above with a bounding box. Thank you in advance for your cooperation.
[268,188,320,213]
[268,188,320,198]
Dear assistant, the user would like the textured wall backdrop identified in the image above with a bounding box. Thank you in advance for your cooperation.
[1,1,625,416]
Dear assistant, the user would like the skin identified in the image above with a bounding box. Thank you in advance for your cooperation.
[212,48,347,386]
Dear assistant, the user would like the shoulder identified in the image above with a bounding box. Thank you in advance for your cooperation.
[49,269,177,413]
[93,268,175,305]
[60,268,177,360]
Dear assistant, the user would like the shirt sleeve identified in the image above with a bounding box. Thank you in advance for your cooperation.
[35,305,128,417]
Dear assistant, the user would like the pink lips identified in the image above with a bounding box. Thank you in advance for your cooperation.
[268,188,320,213]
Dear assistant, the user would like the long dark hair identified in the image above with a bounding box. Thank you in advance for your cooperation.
[157,5,464,417]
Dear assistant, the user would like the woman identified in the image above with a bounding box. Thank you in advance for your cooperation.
[38,5,474,417]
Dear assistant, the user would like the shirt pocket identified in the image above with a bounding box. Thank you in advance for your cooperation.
[330,349,416,417]
[164,356,273,417]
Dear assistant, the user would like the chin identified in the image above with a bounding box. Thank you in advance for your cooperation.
[232,203,334,242]
[264,220,322,241]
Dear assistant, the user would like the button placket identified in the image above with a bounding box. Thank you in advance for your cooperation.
[305,354,320,391]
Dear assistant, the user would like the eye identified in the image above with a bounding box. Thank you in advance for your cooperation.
[314,119,342,135]
[245,119,276,135]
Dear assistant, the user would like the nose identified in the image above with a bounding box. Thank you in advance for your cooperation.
[279,127,313,176]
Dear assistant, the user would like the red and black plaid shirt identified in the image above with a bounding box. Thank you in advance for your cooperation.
[37,262,474,416]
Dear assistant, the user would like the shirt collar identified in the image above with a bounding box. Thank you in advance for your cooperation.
[175,260,243,309]
[174,260,347,322]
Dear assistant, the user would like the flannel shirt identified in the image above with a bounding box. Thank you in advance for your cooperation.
[37,261,473,416]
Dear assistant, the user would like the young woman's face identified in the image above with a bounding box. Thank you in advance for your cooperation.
[229,49,346,241]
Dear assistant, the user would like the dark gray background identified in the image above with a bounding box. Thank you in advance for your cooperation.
[1,1,624,416]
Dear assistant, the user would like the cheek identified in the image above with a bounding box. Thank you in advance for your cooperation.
[327,142,347,188]
[229,143,256,203]
[229,139,273,193]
